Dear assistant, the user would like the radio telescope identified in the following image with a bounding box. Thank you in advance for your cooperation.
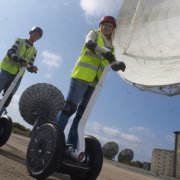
[118,148,134,162]
[114,0,180,96]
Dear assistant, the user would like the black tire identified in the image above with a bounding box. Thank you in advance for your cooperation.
[71,136,103,180]
[0,115,12,147]
[19,83,65,126]
[26,122,65,179]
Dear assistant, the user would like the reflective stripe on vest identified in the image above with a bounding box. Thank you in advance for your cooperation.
[71,31,110,83]
[84,51,103,60]
[0,38,36,75]
[77,61,98,71]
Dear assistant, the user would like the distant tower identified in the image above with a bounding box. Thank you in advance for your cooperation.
[174,131,180,178]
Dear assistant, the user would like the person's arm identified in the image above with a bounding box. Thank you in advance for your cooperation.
[7,39,20,61]
[85,30,111,54]
[85,30,116,63]
[27,50,38,73]
[85,30,126,71]
[7,39,27,66]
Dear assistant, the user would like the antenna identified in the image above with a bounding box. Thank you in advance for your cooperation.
[114,0,180,96]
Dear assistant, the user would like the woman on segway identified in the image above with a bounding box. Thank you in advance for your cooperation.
[25,16,126,180]
[55,16,126,149]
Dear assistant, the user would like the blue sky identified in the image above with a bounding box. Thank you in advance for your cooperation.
[0,0,179,162]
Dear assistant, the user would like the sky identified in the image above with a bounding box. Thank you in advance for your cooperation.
[0,0,180,162]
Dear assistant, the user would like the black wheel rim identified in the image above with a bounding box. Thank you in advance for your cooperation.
[27,127,55,171]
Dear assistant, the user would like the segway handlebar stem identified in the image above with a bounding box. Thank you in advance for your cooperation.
[75,64,111,156]
[0,67,26,113]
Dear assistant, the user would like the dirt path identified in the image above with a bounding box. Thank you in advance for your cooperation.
[0,134,173,180]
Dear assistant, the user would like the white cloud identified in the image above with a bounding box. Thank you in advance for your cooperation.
[45,73,52,79]
[86,122,140,143]
[42,50,62,68]
[120,133,140,143]
[80,0,123,17]
[128,126,154,137]
[103,126,120,137]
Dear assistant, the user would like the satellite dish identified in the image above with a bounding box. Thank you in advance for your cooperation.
[118,148,134,162]
[114,0,180,96]
[19,83,65,125]
[103,141,119,159]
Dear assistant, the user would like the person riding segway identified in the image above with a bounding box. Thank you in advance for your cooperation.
[0,27,43,147]
[25,16,125,179]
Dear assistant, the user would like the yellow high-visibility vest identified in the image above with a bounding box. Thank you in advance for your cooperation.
[71,30,114,83]
[0,38,37,75]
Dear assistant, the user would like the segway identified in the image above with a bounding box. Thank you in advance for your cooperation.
[21,65,112,179]
[0,67,26,147]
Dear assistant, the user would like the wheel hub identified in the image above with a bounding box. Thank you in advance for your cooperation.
[35,139,47,157]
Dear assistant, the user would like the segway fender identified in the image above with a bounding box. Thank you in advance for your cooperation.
[0,115,12,147]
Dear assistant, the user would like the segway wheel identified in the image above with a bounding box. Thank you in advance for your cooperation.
[26,122,65,179]
[71,136,103,180]
[0,116,12,147]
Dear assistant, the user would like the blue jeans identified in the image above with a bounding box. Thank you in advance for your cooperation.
[0,69,21,115]
[55,78,94,148]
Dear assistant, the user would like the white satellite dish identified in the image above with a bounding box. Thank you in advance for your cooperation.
[114,0,180,96]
